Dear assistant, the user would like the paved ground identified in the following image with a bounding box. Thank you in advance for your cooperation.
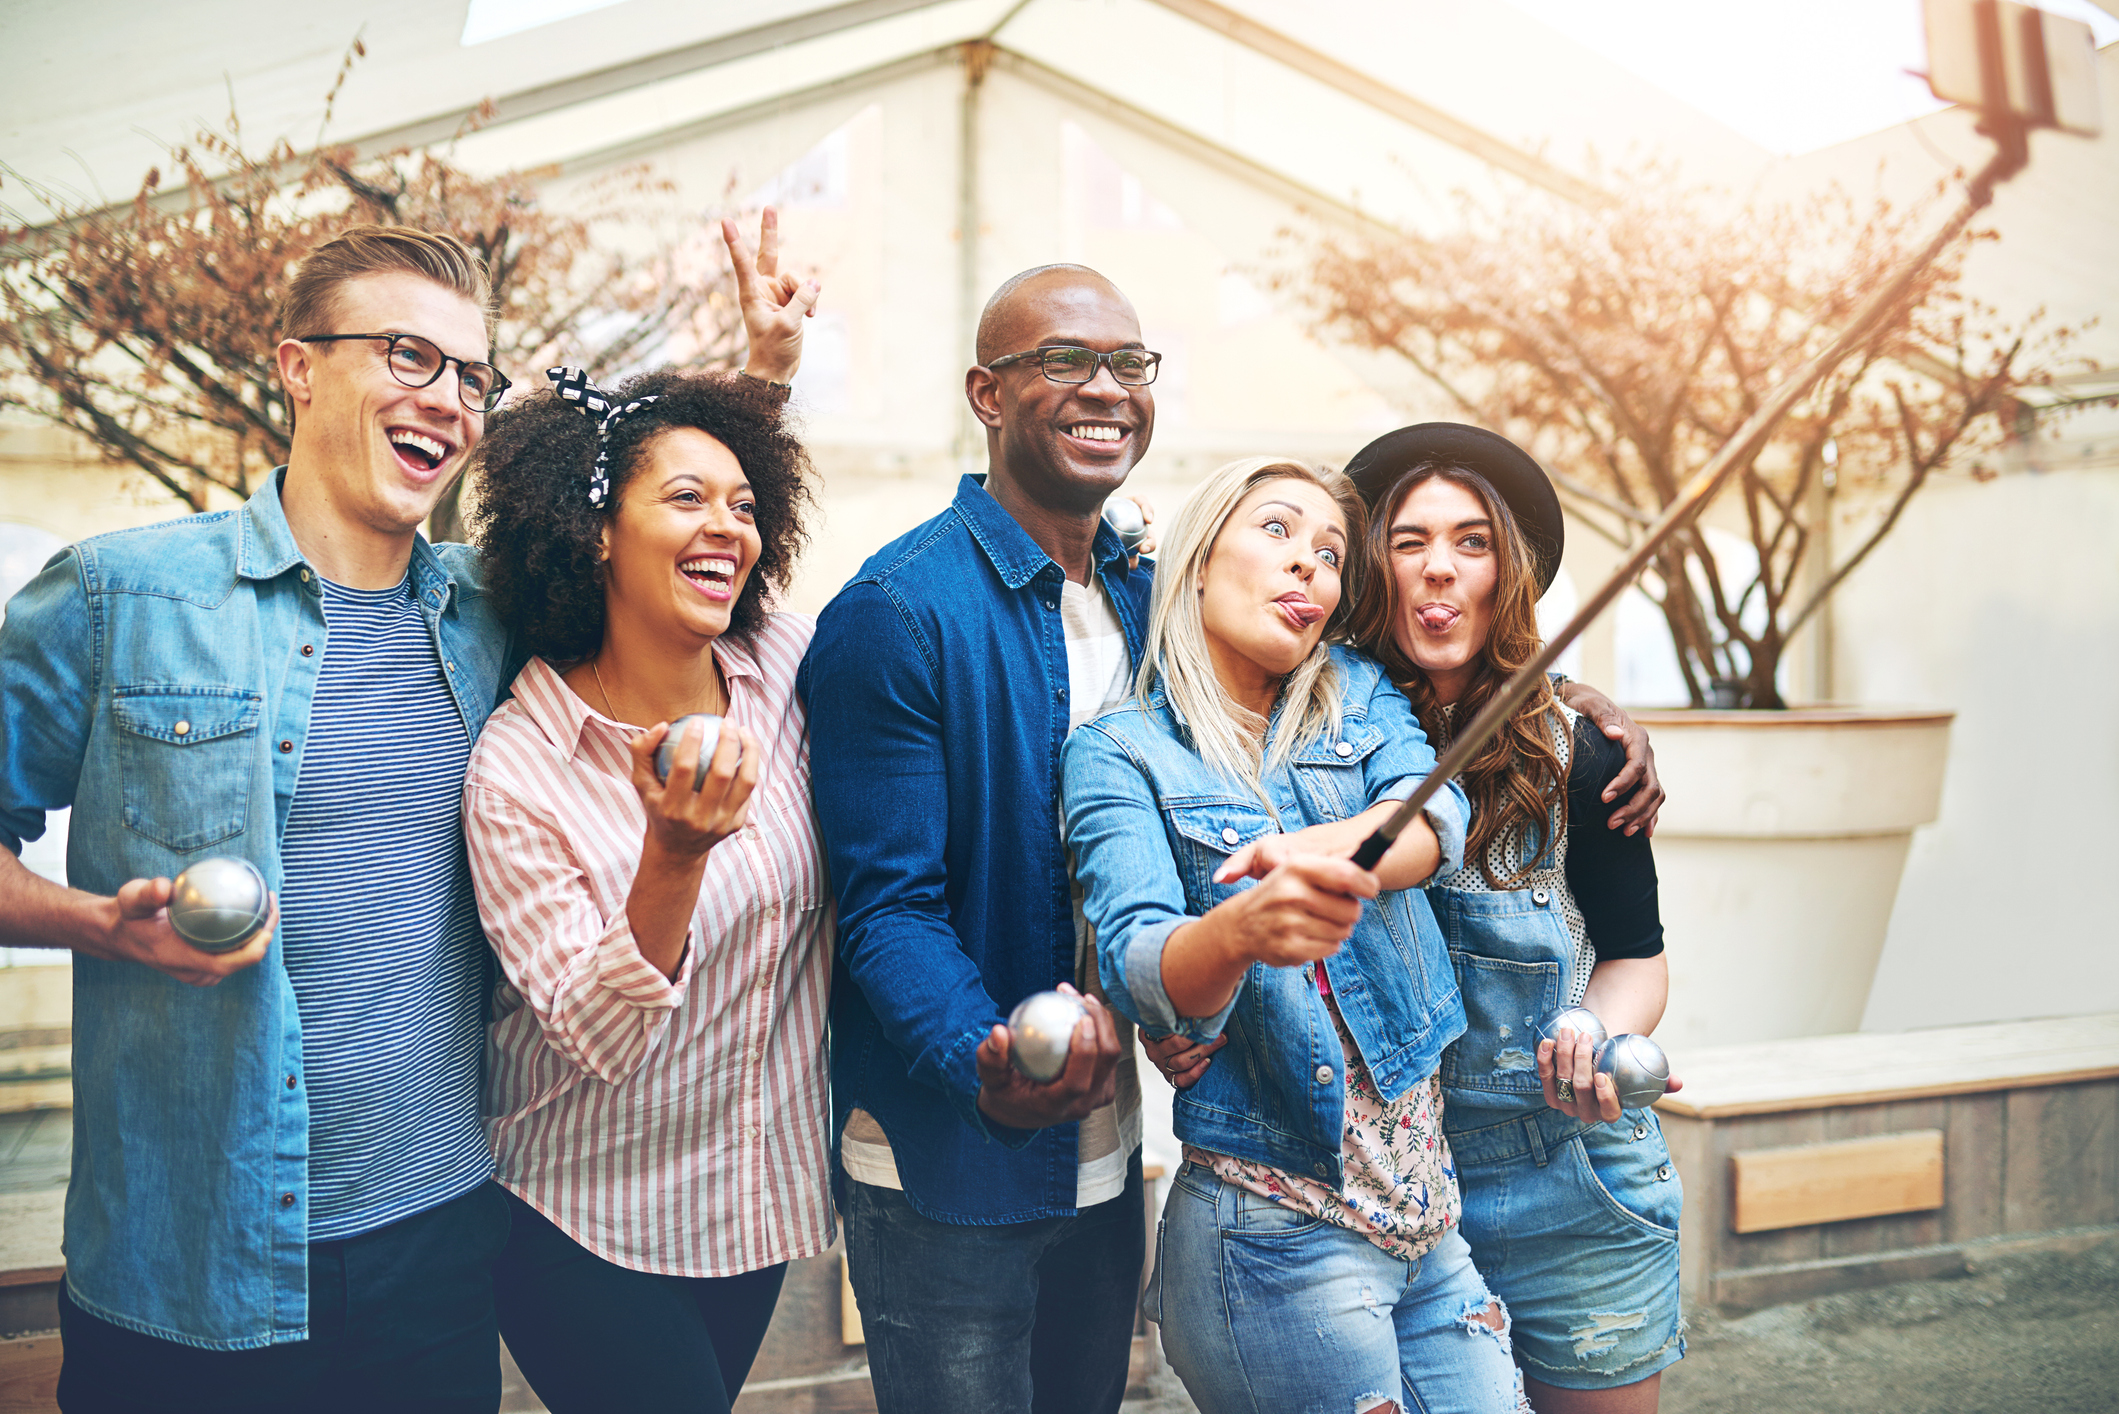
[1122,1232,2119,1414]
[1659,1232,2119,1414]
[8,1108,2111,1413]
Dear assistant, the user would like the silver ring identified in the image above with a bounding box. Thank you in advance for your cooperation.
[1555,1077,1576,1103]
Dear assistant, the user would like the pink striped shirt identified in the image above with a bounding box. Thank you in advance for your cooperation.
[464,614,834,1277]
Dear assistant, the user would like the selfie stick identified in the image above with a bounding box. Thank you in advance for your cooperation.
[1350,143,2022,871]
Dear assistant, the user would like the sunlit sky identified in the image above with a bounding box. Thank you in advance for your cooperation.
[1506,0,2118,155]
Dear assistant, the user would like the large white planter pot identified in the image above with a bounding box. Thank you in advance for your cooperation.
[1632,709,1953,1053]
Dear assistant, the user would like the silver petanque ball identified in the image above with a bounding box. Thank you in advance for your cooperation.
[1007,990,1087,1083]
[1102,497,1148,556]
[1538,1005,1609,1051]
[653,714,726,792]
[168,856,271,953]
[1594,1033,1672,1109]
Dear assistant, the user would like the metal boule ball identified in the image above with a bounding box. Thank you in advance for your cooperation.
[1102,497,1148,556]
[654,714,726,792]
[1538,1005,1609,1051]
[168,856,271,953]
[1007,990,1087,1083]
[1594,1033,1672,1110]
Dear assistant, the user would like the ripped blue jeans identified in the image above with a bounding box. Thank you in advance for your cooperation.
[1153,1162,1523,1414]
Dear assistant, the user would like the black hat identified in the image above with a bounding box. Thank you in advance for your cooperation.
[1344,423,1565,595]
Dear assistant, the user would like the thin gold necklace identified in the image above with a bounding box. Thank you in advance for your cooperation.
[590,657,626,724]
[589,654,724,725]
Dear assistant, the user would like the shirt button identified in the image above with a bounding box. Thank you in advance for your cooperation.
[1312,1162,1329,1177]
[279,739,294,753]
[1315,1065,1334,1085]
[1532,889,1551,906]
[173,721,190,736]
[1657,1165,1673,1181]
[279,1193,296,1208]
[300,644,315,657]
[749,1125,762,1138]
[1334,741,1354,758]
[765,903,780,919]
[299,569,311,583]
[1221,827,1240,847]
[445,662,455,673]
[1054,687,1065,701]
[286,1075,299,1091]
[1633,1124,1649,1140]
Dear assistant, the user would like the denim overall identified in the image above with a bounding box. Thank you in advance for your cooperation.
[1429,761,1687,1389]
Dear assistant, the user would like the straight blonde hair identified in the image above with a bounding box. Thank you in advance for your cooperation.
[1139,457,1366,807]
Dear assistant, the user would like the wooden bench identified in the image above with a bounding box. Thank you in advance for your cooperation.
[1655,1012,2119,1311]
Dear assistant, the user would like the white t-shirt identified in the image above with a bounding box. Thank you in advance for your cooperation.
[841,574,1143,1207]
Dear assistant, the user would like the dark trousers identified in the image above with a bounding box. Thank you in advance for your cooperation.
[57,1180,510,1414]
[843,1150,1145,1414]
[493,1188,787,1414]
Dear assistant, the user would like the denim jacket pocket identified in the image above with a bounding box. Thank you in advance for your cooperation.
[1288,726,1385,821]
[1164,801,1278,907]
[112,685,261,853]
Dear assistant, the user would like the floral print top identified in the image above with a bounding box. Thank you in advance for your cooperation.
[1187,975,1460,1262]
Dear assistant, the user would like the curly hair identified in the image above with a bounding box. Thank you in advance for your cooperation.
[471,370,812,662]
[1346,462,1567,888]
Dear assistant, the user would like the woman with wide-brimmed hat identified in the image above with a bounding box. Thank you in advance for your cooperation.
[1345,424,1684,1413]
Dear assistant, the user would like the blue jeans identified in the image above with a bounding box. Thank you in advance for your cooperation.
[841,1151,1146,1414]
[55,1181,509,1413]
[1154,1162,1523,1414]
[1452,1108,1685,1390]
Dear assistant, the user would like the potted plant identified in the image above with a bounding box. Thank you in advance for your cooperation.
[1291,167,2085,1047]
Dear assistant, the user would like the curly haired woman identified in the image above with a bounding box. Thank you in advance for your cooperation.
[461,218,831,1414]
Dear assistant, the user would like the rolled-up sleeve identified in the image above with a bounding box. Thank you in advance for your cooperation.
[0,550,93,858]
[1360,671,1471,881]
[464,778,691,1086]
[1062,722,1241,1045]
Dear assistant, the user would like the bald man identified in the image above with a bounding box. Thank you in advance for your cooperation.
[800,265,1155,1412]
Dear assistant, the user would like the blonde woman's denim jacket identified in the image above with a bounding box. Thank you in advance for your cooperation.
[1061,646,1471,1188]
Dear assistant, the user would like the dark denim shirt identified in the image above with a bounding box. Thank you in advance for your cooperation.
[1062,649,1471,1187]
[798,475,1151,1224]
[0,472,509,1348]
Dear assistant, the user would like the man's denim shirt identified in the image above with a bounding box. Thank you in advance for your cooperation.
[799,475,1151,1224]
[0,472,509,1349]
[1061,648,1471,1188]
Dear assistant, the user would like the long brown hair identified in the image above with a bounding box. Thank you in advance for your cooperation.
[1348,462,1566,886]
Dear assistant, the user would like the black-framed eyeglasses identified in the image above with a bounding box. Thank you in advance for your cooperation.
[985,345,1162,386]
[298,332,512,412]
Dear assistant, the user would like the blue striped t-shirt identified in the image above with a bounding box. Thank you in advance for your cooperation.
[278,574,492,1241]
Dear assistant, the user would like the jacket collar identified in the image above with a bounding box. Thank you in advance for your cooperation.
[953,473,1130,591]
[238,467,457,606]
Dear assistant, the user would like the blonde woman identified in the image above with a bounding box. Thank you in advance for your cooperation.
[1062,457,1525,1414]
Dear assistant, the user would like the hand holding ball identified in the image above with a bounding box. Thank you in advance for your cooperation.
[1007,990,1087,1083]
[654,714,728,792]
[168,857,271,953]
[1539,1005,1609,1050]
[1594,1033,1672,1109]
[1102,497,1148,556]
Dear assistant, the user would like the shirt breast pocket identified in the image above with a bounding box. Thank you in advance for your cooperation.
[1163,801,1278,909]
[112,685,261,853]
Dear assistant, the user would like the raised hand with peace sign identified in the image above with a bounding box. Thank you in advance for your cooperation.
[723,206,821,387]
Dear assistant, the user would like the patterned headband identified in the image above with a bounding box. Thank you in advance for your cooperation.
[546,366,660,510]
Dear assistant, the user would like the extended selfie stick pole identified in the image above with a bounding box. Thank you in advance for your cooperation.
[1349,143,2022,872]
